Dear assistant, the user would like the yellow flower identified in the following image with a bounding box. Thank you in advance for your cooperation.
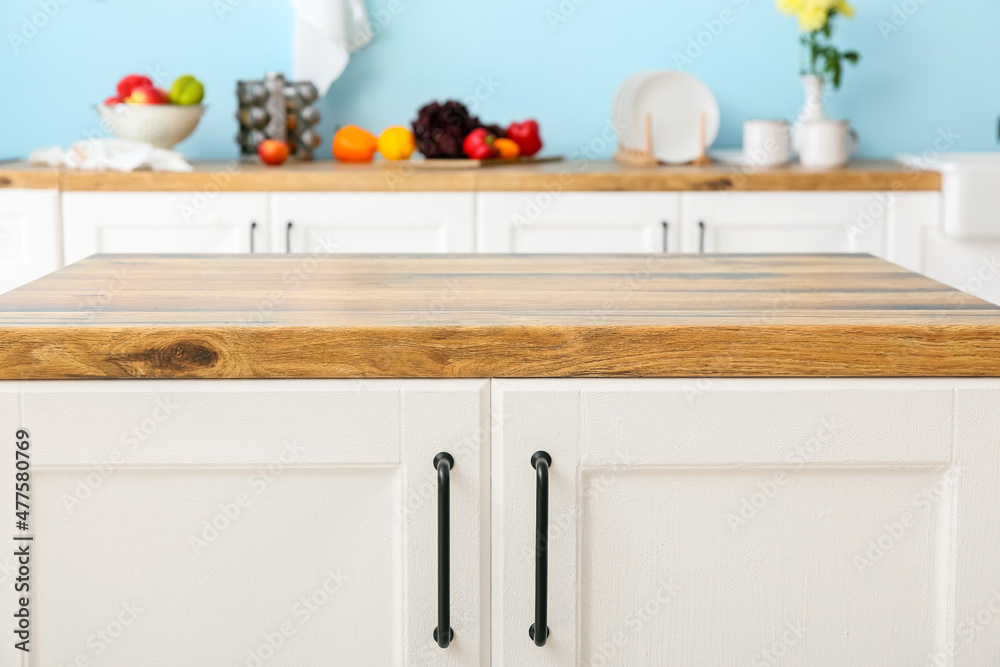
[776,0,854,32]
[834,0,855,18]
[798,5,829,31]
[776,0,805,14]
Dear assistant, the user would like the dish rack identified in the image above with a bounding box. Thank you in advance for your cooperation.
[614,113,713,167]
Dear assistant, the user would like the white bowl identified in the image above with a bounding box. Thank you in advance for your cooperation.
[97,104,205,149]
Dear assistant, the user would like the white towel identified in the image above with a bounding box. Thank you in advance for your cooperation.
[28,139,193,172]
[292,0,373,96]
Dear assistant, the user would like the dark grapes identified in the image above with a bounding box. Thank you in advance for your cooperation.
[412,100,505,159]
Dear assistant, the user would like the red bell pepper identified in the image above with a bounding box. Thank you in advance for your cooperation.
[463,128,499,160]
[506,120,543,157]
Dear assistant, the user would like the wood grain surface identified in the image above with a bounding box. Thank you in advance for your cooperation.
[0,254,997,379]
[0,160,940,192]
[0,161,60,189]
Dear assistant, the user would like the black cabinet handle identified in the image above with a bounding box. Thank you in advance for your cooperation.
[286,221,293,253]
[662,221,669,253]
[529,451,552,647]
[698,220,706,253]
[249,221,257,253]
[433,452,455,648]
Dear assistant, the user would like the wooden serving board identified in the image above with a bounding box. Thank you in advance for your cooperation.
[403,155,563,170]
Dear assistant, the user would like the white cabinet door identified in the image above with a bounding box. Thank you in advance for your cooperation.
[477,193,680,253]
[917,229,1000,306]
[681,192,890,255]
[493,378,1000,666]
[271,193,475,254]
[7,379,488,666]
[0,189,61,293]
[62,193,269,263]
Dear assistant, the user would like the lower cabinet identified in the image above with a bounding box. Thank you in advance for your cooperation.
[0,189,61,293]
[271,193,476,254]
[918,228,1000,306]
[477,193,680,253]
[62,193,269,264]
[681,192,892,255]
[492,379,1000,666]
[2,380,489,666]
[3,378,1000,665]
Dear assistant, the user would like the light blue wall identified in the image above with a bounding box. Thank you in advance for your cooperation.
[2,0,998,160]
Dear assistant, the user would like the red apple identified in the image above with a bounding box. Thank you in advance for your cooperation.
[117,74,153,99]
[103,95,124,106]
[125,86,169,105]
[258,140,290,166]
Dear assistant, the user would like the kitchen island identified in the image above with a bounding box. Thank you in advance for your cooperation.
[1,254,999,665]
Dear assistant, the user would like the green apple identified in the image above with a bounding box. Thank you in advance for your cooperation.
[169,75,205,106]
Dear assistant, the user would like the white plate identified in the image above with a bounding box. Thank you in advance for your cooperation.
[626,71,720,164]
[611,71,655,149]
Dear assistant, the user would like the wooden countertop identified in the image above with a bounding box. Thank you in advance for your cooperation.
[0,254,997,379]
[0,159,940,192]
[0,161,60,188]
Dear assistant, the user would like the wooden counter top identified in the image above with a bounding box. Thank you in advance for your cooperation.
[0,161,61,188]
[0,254,997,379]
[0,159,940,192]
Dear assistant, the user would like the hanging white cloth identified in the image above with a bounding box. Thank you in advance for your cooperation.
[291,0,373,96]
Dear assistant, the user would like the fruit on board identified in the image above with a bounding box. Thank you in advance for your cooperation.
[124,86,169,105]
[103,95,124,106]
[377,127,416,161]
[169,75,205,106]
[506,120,543,157]
[116,74,153,99]
[333,125,378,162]
[258,140,290,166]
[411,100,505,159]
[493,137,521,159]
[463,128,499,160]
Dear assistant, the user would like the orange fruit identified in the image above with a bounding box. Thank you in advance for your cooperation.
[333,125,378,163]
[494,138,521,159]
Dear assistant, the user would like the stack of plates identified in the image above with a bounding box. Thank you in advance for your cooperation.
[611,70,720,164]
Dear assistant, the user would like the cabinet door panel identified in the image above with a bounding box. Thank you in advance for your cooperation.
[493,379,991,666]
[682,192,888,255]
[477,193,680,253]
[271,193,474,254]
[919,228,1000,306]
[0,189,61,293]
[62,193,268,263]
[11,379,488,666]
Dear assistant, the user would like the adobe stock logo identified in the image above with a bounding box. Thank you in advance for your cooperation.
[8,0,73,53]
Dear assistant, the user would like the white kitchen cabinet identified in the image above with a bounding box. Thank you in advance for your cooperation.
[0,189,61,293]
[889,192,1000,306]
[492,378,1000,666]
[271,193,475,254]
[62,193,269,263]
[8,379,489,666]
[681,192,891,255]
[914,227,1000,306]
[477,193,680,253]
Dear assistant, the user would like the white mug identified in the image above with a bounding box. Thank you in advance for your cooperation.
[797,119,859,169]
[743,120,791,167]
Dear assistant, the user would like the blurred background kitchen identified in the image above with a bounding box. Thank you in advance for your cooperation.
[2,0,1000,307]
[2,0,998,159]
